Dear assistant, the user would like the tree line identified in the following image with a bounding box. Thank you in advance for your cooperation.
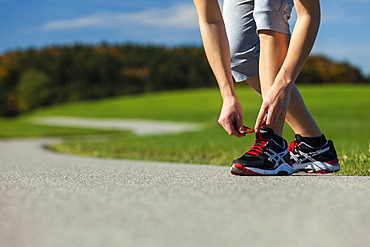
[0,43,368,117]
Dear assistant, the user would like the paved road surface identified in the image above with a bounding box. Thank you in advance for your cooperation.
[1,138,370,247]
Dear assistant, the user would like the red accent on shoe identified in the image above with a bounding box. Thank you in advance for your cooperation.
[308,169,333,174]
[231,163,262,176]
[288,140,300,154]
[233,163,246,172]
[326,159,339,165]
[243,169,262,175]
[231,163,246,175]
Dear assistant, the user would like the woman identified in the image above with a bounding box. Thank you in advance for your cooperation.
[193,0,340,175]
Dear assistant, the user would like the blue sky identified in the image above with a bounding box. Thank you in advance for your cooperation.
[1,0,369,75]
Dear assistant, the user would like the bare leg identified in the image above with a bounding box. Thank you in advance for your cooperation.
[285,86,322,137]
[257,30,289,136]
[242,30,322,138]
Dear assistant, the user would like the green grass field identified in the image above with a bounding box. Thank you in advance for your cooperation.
[1,84,369,175]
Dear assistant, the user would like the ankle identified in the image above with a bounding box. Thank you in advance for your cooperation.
[268,123,284,137]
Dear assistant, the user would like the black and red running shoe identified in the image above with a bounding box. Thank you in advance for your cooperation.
[289,134,340,174]
[230,128,293,176]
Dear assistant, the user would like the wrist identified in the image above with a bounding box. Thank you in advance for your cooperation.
[275,70,295,90]
[222,94,239,105]
[219,85,238,99]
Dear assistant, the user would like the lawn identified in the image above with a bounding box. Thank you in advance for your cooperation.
[1,84,369,175]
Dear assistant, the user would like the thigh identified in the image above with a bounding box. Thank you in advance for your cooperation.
[253,0,294,34]
[222,0,260,81]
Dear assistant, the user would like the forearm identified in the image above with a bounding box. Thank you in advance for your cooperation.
[194,0,237,99]
[277,0,321,86]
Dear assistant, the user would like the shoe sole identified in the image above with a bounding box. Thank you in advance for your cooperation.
[230,163,294,176]
[293,161,340,174]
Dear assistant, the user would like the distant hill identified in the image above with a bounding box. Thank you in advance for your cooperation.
[0,43,367,116]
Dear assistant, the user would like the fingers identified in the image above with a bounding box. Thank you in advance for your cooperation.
[266,107,275,126]
[226,121,245,137]
[255,103,267,132]
[236,114,246,135]
[239,125,247,135]
[266,103,287,126]
[219,118,245,137]
[255,103,286,132]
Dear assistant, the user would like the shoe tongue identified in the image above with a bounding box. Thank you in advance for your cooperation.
[258,128,274,139]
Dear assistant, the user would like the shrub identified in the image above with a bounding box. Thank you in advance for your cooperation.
[17,68,54,111]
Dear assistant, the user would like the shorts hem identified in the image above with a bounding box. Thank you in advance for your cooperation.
[231,58,259,82]
[254,10,291,35]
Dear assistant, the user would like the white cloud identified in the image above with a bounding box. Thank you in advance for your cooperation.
[41,3,198,31]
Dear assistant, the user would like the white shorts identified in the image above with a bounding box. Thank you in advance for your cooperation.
[223,0,294,81]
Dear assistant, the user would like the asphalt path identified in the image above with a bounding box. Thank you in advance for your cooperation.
[1,137,370,247]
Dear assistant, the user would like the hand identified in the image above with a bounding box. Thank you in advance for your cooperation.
[218,96,246,137]
[255,83,292,132]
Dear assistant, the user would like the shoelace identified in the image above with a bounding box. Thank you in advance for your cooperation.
[243,120,267,135]
[243,120,268,156]
[288,140,299,154]
[245,138,269,156]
